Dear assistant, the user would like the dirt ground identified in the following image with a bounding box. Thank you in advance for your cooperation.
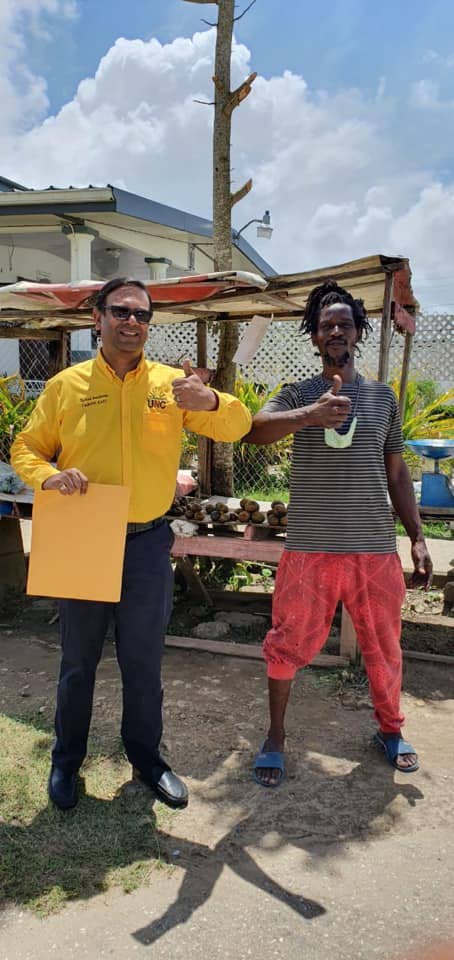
[1,599,454,960]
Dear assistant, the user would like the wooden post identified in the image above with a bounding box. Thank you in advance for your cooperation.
[0,518,26,603]
[340,605,359,662]
[175,557,213,606]
[196,319,212,495]
[48,330,70,378]
[378,272,394,383]
[398,330,413,419]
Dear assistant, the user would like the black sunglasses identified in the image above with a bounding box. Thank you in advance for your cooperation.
[104,305,152,324]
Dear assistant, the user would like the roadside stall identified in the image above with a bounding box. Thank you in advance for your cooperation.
[0,255,422,663]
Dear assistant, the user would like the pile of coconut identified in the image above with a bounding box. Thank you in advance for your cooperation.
[167,496,288,527]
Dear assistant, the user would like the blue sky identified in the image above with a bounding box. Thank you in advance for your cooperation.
[3,0,454,308]
[24,0,454,117]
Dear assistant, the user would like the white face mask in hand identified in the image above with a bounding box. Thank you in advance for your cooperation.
[324,416,358,448]
[324,374,361,450]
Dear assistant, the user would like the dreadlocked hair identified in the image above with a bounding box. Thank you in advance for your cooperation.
[300,279,372,340]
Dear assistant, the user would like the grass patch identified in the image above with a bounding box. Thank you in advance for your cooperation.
[0,715,171,916]
[395,520,453,540]
[235,486,289,504]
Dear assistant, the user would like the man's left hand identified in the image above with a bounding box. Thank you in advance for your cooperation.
[172,360,218,411]
[410,539,433,590]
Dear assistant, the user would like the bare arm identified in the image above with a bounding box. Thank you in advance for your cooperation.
[385,452,433,588]
[243,376,352,445]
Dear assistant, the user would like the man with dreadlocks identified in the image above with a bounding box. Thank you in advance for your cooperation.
[244,279,432,786]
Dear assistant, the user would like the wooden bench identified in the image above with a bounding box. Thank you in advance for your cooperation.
[171,527,358,664]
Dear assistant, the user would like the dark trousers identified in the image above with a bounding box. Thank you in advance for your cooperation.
[52,521,174,776]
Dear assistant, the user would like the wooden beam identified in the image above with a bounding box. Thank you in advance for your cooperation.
[0,326,61,340]
[339,606,359,662]
[378,272,394,382]
[165,634,349,668]
[398,330,413,419]
[172,534,285,563]
[403,649,454,666]
[0,309,93,323]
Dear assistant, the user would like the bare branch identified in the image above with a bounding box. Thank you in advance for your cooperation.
[193,99,215,105]
[201,18,217,25]
[230,177,253,208]
[223,71,257,117]
[233,0,256,22]
[181,1,218,4]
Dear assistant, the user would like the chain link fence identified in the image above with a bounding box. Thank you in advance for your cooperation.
[0,340,51,463]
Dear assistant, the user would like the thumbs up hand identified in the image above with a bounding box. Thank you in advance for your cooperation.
[172,358,218,411]
[329,374,343,396]
[304,375,352,428]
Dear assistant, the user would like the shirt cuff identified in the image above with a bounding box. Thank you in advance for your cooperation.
[31,466,60,490]
[209,389,220,411]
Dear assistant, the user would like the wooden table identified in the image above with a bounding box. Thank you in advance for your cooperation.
[171,525,358,664]
[5,490,451,666]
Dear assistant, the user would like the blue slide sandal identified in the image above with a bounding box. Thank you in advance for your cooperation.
[374,731,419,773]
[253,747,285,787]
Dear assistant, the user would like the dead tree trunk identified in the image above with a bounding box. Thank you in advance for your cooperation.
[184,0,256,495]
[183,0,256,494]
[210,0,237,495]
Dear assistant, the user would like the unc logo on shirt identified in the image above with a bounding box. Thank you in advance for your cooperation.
[147,389,168,410]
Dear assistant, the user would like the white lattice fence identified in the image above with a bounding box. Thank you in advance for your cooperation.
[2,313,452,495]
[147,313,454,390]
[146,313,453,497]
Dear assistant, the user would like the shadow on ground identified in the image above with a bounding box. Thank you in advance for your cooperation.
[1,623,451,947]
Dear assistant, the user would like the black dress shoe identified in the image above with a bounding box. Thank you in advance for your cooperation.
[134,766,188,809]
[48,766,78,810]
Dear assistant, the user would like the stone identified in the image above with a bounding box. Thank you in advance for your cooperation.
[442,580,454,616]
[191,621,230,640]
[214,611,268,628]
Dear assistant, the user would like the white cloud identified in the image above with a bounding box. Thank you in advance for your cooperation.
[410,78,454,111]
[0,0,78,132]
[422,49,454,68]
[1,21,454,309]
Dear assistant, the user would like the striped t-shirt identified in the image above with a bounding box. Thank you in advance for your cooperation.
[263,374,404,554]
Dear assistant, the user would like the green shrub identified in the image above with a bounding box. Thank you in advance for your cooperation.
[233,378,292,495]
[0,375,36,462]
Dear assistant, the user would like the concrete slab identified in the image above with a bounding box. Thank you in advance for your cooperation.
[397,535,454,580]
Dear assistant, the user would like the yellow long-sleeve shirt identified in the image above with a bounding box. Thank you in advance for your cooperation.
[10,352,252,522]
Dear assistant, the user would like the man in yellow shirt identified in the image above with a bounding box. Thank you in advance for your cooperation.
[11,276,251,811]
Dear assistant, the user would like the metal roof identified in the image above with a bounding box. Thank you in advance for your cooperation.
[0,175,27,192]
[0,181,276,276]
[0,255,417,331]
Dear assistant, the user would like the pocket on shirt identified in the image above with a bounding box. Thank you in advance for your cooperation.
[142,410,174,453]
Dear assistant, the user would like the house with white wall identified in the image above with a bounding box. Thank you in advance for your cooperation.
[0,175,274,382]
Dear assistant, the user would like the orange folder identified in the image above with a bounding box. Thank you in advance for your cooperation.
[27,484,130,602]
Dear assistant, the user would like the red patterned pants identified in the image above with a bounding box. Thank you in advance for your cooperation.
[264,551,407,733]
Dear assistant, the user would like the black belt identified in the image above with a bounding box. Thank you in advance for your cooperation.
[126,516,166,536]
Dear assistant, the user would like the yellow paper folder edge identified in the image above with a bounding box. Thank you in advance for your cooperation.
[27,484,130,603]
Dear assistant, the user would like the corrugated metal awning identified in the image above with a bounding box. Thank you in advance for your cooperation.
[0,254,417,331]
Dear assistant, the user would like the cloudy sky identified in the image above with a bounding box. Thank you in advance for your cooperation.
[2,0,454,309]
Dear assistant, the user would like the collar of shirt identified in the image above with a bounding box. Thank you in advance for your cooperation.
[95,349,147,384]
